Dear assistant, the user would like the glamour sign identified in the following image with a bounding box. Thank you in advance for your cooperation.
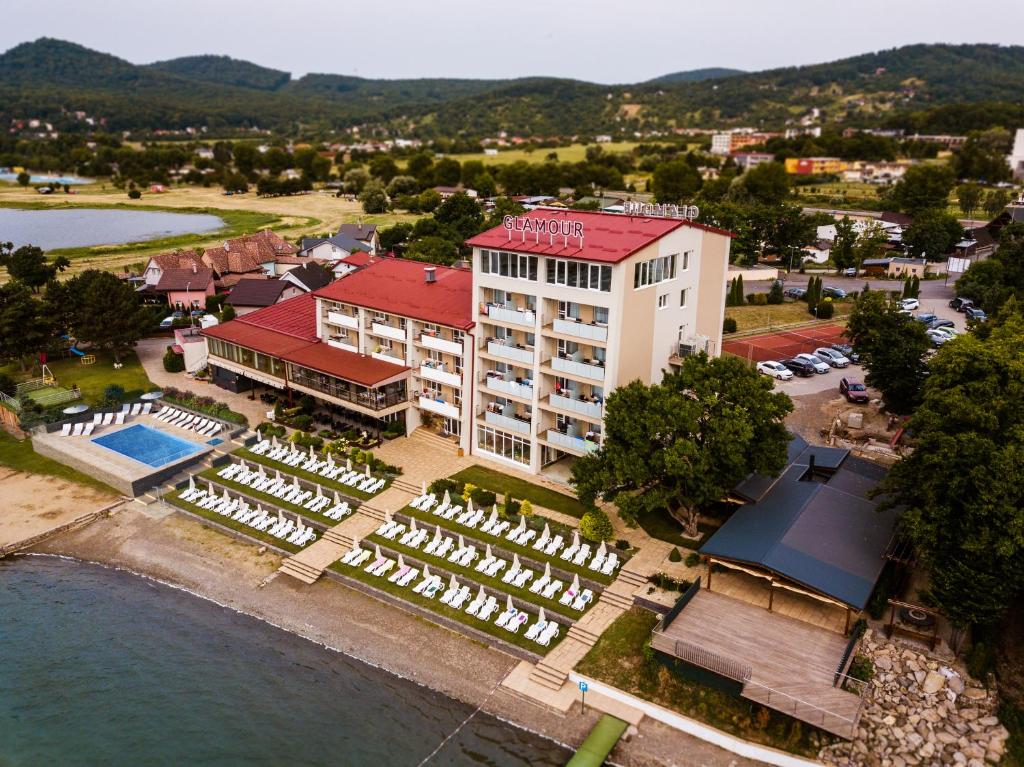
[622,200,699,220]
[503,215,584,239]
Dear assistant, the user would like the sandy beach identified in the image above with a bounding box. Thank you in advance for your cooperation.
[27,500,761,767]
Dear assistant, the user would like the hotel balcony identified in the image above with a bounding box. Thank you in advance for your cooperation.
[484,304,536,328]
[418,395,460,420]
[483,409,533,436]
[371,321,407,343]
[417,332,462,356]
[486,340,535,365]
[372,349,406,366]
[548,391,603,420]
[551,317,609,343]
[327,310,359,330]
[288,367,408,413]
[419,361,462,388]
[483,373,534,401]
[550,354,606,382]
[545,429,600,454]
[327,336,358,354]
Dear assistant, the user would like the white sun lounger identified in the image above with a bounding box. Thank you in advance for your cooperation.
[60,423,72,436]
[541,580,563,599]
[120,404,131,414]
[130,404,142,416]
[115,413,125,425]
[141,403,152,415]
[101,412,114,426]
[81,423,95,437]
[92,413,102,425]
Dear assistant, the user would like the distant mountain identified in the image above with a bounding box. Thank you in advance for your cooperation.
[2,39,1023,136]
[647,67,745,84]
[147,55,291,91]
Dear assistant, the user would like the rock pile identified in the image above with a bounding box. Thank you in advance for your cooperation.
[820,630,1009,766]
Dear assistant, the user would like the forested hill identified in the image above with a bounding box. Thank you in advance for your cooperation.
[2,38,1023,136]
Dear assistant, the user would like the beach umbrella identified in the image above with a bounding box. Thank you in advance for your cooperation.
[597,540,607,557]
[314,485,323,499]
[569,574,580,593]
[365,463,371,477]
[541,522,550,540]
[537,608,546,625]
[421,480,428,495]
[506,595,514,612]
[543,562,551,579]
[207,481,215,496]
[514,517,526,535]
[449,574,458,590]
[347,458,353,471]
[275,469,282,482]
[409,518,418,533]
[277,510,285,524]
[457,534,465,549]
[333,490,341,505]
[397,553,405,568]
[271,434,278,447]
[187,475,195,491]
[570,531,580,549]
[374,544,382,559]
[240,459,248,472]
[467,498,474,514]
[475,585,485,602]
[255,504,264,517]
[308,444,315,458]
[485,509,497,528]
[423,564,431,580]
[485,543,493,560]
[384,510,393,524]
[442,489,451,505]
[511,553,520,570]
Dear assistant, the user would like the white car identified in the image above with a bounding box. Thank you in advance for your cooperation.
[926,329,950,346]
[899,298,920,311]
[795,353,830,374]
[813,347,850,368]
[757,360,794,381]
[930,326,958,341]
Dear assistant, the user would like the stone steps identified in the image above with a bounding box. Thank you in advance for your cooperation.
[391,478,422,495]
[323,528,354,548]
[278,558,321,585]
[529,662,569,691]
[359,504,388,522]
[567,624,601,645]
[411,428,459,453]
[598,588,634,611]
[617,568,648,588]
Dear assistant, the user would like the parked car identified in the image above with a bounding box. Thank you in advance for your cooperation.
[190,309,206,319]
[159,310,184,329]
[795,353,831,374]
[784,287,806,299]
[782,358,816,377]
[927,318,955,330]
[914,312,938,325]
[839,377,870,403]
[830,342,860,363]
[930,326,958,341]
[823,286,847,299]
[925,329,949,346]
[757,360,794,381]
[840,268,857,277]
[949,297,974,312]
[814,347,850,368]
[965,307,988,321]
[899,298,920,311]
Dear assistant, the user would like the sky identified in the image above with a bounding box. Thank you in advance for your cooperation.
[4,0,1024,83]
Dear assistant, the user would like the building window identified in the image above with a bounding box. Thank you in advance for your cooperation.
[681,251,691,271]
[657,293,669,309]
[452,330,464,346]
[476,425,531,466]
[679,288,688,308]
[633,253,677,289]
[545,258,612,292]
[480,249,538,281]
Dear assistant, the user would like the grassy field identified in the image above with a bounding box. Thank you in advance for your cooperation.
[448,465,591,518]
[576,608,828,757]
[442,141,642,167]
[636,512,716,550]
[0,430,119,495]
[2,349,154,407]
[724,300,852,333]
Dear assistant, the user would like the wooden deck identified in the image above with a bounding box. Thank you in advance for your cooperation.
[651,590,863,739]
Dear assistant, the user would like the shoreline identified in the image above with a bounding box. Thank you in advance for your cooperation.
[25,503,759,767]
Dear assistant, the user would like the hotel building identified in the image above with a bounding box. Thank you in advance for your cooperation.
[202,210,731,480]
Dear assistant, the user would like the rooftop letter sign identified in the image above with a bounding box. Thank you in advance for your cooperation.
[503,215,584,238]
[622,200,699,220]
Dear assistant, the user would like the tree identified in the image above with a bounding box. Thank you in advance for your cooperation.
[405,236,459,265]
[957,183,984,218]
[853,222,888,267]
[474,171,497,199]
[902,210,963,261]
[880,310,1024,629]
[343,167,369,194]
[984,189,1011,219]
[571,354,792,535]
[831,216,858,274]
[433,192,483,243]
[651,159,702,203]
[220,304,236,322]
[484,197,525,229]
[379,223,413,252]
[222,172,248,193]
[740,162,791,206]
[845,291,930,413]
[767,280,784,305]
[0,242,70,292]
[16,171,31,186]
[579,509,613,542]
[358,179,389,214]
[418,189,442,213]
[64,270,149,362]
[952,128,1013,183]
[432,157,462,187]
[127,189,142,200]
[232,143,259,174]
[884,163,955,214]
[955,224,1024,312]
[368,155,398,184]
[0,282,50,371]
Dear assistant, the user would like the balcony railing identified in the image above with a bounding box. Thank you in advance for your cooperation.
[288,368,407,411]
[417,332,462,356]
[419,362,462,388]
[552,317,609,342]
[418,395,460,420]
[486,340,535,364]
[327,310,359,330]
[483,375,534,400]
[545,429,600,454]
[371,321,407,342]
[550,355,605,381]
[372,350,406,366]
[486,304,536,327]
[327,337,358,354]
[484,410,532,436]
[548,391,603,419]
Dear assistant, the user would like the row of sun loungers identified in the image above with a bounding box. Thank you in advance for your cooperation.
[248,437,386,495]
[215,460,352,521]
[153,406,222,438]
[177,477,317,546]
[59,405,143,436]
[339,542,562,646]
[406,490,620,576]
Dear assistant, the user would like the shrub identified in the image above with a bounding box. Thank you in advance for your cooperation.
[297,395,316,415]
[751,293,768,306]
[580,508,614,542]
[461,482,477,502]
[519,499,533,517]
[967,641,993,680]
[382,420,405,438]
[814,300,835,320]
[504,498,522,516]
[668,547,682,563]
[292,414,313,431]
[722,317,737,334]
[745,293,756,305]
[127,189,141,199]
[470,488,497,508]
[685,552,701,568]
[767,281,784,305]
[256,422,286,438]
[205,294,226,313]
[615,539,631,551]
[429,478,460,498]
[220,304,236,322]
[162,346,185,373]
[103,384,125,405]
[847,655,875,684]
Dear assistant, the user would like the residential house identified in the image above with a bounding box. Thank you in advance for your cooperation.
[802,240,832,264]
[861,257,926,279]
[433,186,478,200]
[730,152,775,171]
[329,251,375,279]
[298,232,371,261]
[279,261,334,293]
[204,230,296,287]
[225,278,303,317]
[152,265,216,309]
[337,223,379,253]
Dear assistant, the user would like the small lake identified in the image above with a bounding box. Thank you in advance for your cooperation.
[0,207,225,251]
[0,172,92,185]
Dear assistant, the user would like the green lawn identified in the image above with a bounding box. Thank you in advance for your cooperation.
[449,465,591,518]
[196,467,344,530]
[724,301,852,333]
[442,141,642,167]
[164,492,301,553]
[0,430,119,495]
[636,512,716,550]
[2,348,154,407]
[576,608,829,757]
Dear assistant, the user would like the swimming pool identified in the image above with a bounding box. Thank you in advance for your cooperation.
[92,424,202,468]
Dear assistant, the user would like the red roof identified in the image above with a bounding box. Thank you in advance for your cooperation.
[465,208,732,264]
[315,256,473,330]
[340,251,374,267]
[201,292,409,387]
[154,267,214,292]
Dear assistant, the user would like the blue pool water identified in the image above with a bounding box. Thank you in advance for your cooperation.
[92,424,201,467]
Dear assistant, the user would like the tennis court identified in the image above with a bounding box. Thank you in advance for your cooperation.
[722,323,849,363]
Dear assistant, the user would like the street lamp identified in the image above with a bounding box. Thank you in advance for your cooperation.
[186,281,194,329]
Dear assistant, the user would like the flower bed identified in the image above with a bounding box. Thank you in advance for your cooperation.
[163,386,247,426]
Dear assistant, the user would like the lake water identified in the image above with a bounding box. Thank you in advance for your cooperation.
[0,172,92,185]
[0,207,224,250]
[0,556,571,767]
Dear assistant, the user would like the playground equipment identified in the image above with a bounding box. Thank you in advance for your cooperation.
[15,365,82,409]
[62,334,86,357]
[41,363,56,385]
[80,354,96,365]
